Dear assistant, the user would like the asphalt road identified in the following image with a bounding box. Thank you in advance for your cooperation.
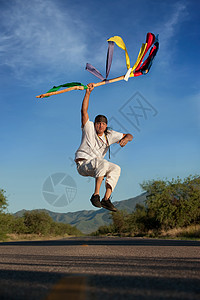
[0,237,200,300]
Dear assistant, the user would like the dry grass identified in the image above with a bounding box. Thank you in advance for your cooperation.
[159,225,200,240]
[2,233,72,242]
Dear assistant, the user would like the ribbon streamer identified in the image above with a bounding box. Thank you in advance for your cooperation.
[36,33,159,99]
[46,82,88,94]
[86,41,114,81]
[107,36,131,70]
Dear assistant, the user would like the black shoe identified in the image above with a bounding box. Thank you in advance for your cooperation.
[101,198,117,212]
[90,194,101,208]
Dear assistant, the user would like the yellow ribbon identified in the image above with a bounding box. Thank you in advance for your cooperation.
[107,36,147,77]
[107,36,131,70]
[129,43,147,77]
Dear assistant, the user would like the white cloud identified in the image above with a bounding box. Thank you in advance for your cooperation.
[161,3,187,43]
[0,0,89,83]
[158,2,188,64]
[0,0,190,85]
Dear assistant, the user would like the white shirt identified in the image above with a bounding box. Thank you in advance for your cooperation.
[75,119,124,160]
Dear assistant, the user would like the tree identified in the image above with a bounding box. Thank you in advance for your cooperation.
[23,210,53,235]
[10,216,27,234]
[0,189,9,239]
[23,210,83,236]
[0,189,8,212]
[111,210,129,236]
[140,175,200,230]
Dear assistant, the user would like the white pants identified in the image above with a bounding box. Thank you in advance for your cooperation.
[76,158,121,191]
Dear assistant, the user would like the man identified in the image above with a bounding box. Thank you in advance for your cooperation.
[75,83,133,212]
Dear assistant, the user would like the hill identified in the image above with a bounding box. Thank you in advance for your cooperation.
[15,193,147,234]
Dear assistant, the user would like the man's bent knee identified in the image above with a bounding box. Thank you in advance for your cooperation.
[114,164,121,176]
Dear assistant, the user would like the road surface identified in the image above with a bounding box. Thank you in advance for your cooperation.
[0,237,200,299]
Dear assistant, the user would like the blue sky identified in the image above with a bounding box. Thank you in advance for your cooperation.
[0,0,199,214]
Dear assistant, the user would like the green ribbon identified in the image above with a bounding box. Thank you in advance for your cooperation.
[46,82,88,94]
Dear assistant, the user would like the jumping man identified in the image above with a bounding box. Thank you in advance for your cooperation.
[75,83,133,212]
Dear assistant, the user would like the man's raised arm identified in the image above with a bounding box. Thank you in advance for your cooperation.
[81,83,94,127]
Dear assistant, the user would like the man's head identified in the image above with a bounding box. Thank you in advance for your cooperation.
[94,115,108,136]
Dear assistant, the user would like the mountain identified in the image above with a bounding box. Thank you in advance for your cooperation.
[14,193,147,234]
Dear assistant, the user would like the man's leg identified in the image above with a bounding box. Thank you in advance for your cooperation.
[101,162,121,212]
[94,176,104,195]
[90,176,105,208]
[103,183,112,200]
[101,182,117,212]
[77,158,120,210]
[76,159,102,208]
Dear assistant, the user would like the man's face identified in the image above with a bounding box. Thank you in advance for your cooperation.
[94,122,107,136]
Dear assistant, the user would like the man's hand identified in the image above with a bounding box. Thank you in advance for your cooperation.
[117,134,133,147]
[86,83,94,94]
[118,136,129,147]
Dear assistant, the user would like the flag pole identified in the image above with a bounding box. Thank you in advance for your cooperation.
[36,75,125,98]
